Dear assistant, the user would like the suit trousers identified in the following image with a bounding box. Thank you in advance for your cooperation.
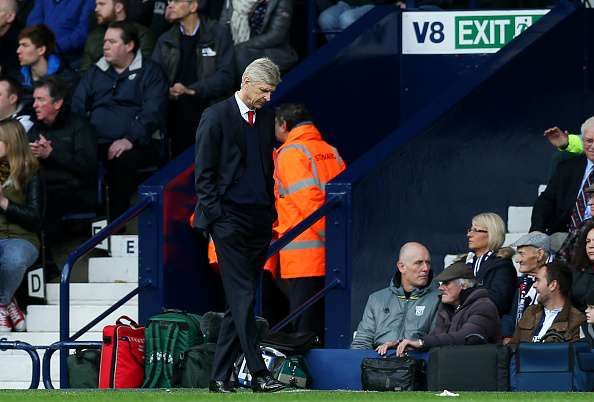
[210,202,274,381]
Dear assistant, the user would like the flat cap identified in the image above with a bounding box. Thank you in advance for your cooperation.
[511,232,551,253]
[434,261,475,282]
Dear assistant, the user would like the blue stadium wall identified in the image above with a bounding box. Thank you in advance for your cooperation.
[138,5,594,346]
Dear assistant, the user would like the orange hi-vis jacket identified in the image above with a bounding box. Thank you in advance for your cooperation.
[274,122,346,279]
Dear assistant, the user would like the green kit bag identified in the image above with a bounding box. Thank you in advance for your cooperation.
[142,310,204,388]
[67,349,101,388]
[178,342,217,388]
[274,355,310,388]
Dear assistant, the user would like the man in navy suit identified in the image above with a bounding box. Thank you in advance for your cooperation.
[193,58,285,393]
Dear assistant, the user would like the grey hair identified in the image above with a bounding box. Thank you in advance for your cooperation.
[581,116,594,136]
[455,278,477,289]
[241,58,281,87]
[0,0,17,13]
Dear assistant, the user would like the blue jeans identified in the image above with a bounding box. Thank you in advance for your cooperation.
[318,1,375,38]
[0,239,38,305]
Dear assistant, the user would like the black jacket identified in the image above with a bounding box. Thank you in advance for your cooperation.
[72,51,168,146]
[465,248,517,317]
[152,18,235,103]
[571,267,594,312]
[193,96,275,229]
[28,110,98,207]
[0,22,20,77]
[531,155,586,234]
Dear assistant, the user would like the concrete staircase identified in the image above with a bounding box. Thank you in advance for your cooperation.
[0,223,139,389]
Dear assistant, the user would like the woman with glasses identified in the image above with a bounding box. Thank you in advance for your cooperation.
[462,212,517,318]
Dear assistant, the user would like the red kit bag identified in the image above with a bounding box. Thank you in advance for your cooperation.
[99,316,145,388]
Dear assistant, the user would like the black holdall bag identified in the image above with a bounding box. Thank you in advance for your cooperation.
[361,356,426,391]
[67,349,101,388]
[427,343,511,391]
[260,331,320,355]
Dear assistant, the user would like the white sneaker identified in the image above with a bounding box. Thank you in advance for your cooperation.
[7,298,26,332]
[0,306,12,332]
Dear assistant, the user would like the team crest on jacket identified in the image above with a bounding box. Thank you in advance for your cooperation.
[415,306,426,316]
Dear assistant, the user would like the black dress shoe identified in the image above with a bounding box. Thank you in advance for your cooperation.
[251,374,286,393]
[209,380,236,393]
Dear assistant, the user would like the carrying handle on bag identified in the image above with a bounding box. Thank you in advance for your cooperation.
[116,316,140,328]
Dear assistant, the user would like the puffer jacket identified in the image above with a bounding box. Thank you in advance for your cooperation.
[351,271,440,349]
[423,287,501,348]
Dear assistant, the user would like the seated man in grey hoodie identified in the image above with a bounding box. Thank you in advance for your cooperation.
[351,242,440,350]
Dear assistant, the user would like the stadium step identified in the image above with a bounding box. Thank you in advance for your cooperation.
[88,256,138,283]
[45,283,138,305]
[0,332,101,354]
[26,304,138,333]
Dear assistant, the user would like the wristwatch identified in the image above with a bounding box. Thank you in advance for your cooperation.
[417,338,424,348]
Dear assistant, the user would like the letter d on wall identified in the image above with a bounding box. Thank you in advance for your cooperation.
[28,267,45,299]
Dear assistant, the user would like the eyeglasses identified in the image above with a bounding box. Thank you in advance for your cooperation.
[467,227,488,234]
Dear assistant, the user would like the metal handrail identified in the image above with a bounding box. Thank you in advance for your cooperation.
[0,339,41,389]
[59,195,155,388]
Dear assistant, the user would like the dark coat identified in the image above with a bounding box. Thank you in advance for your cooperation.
[461,248,518,317]
[570,267,594,312]
[531,154,586,234]
[193,96,275,229]
[151,18,235,103]
[510,301,584,344]
[475,248,518,317]
[28,110,98,208]
[0,22,20,77]
[220,0,298,72]
[581,322,594,348]
[72,51,168,146]
[422,287,501,348]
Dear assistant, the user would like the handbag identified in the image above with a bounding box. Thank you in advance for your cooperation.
[361,356,425,391]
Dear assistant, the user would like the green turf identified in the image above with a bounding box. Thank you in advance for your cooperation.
[0,390,592,402]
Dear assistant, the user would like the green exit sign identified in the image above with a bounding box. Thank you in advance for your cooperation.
[455,15,544,49]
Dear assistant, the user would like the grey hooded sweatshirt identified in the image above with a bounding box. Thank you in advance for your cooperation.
[351,272,440,349]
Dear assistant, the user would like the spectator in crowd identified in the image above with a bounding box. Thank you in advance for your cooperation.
[0,119,42,332]
[17,25,77,106]
[219,0,298,75]
[377,262,501,356]
[501,232,551,342]
[509,261,584,344]
[532,116,594,235]
[0,76,33,131]
[29,77,97,246]
[148,0,225,39]
[274,103,345,339]
[461,212,517,317]
[318,0,389,39]
[72,21,168,219]
[193,58,284,393]
[80,0,155,73]
[0,0,20,76]
[582,289,594,347]
[351,242,440,350]
[568,220,594,311]
[26,0,95,67]
[152,0,234,156]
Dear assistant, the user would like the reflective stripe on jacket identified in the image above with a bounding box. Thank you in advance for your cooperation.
[274,123,346,279]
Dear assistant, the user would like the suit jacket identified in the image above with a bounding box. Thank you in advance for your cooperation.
[193,95,275,229]
[530,155,587,234]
